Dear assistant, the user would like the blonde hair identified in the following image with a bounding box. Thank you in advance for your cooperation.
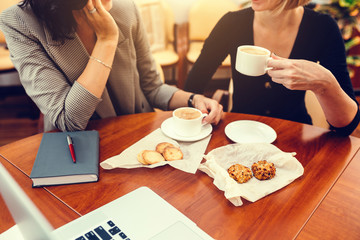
[274,0,312,14]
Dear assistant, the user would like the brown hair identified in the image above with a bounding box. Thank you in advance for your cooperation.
[284,0,312,9]
[20,0,88,42]
[271,0,311,15]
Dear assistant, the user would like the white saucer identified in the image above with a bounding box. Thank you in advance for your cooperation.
[225,120,277,143]
[161,117,212,142]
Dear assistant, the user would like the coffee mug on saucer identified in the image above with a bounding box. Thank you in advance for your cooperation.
[235,45,272,76]
[172,107,207,137]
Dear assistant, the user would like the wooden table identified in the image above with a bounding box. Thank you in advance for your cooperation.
[297,150,360,240]
[1,112,359,239]
[0,156,80,234]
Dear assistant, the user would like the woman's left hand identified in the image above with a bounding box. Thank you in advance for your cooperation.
[267,54,336,95]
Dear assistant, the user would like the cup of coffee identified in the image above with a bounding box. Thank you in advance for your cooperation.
[172,107,207,137]
[235,45,272,76]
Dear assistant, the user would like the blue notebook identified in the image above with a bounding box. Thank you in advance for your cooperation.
[30,130,99,187]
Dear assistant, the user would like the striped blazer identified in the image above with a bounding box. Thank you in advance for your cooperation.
[0,0,178,131]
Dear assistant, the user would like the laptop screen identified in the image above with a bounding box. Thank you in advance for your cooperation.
[0,162,213,240]
[0,162,55,240]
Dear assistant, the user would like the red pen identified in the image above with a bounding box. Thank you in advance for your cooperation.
[67,135,76,163]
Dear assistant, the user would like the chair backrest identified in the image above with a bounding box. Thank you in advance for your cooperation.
[160,0,175,44]
[0,0,19,44]
[134,0,175,53]
[305,90,329,129]
[155,59,165,83]
[188,0,239,41]
[0,27,4,44]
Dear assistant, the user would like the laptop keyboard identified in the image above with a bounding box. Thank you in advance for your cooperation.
[75,220,131,240]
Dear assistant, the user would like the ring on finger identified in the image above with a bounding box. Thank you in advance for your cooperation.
[88,8,97,14]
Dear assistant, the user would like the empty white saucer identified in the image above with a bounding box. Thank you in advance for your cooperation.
[161,117,212,142]
[225,120,277,143]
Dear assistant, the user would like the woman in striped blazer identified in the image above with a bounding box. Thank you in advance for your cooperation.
[0,0,223,131]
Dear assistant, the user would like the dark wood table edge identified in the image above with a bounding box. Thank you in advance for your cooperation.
[293,146,360,239]
[0,152,82,218]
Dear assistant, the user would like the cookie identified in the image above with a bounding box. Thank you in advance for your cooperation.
[137,150,148,165]
[142,150,165,164]
[227,164,253,183]
[162,146,183,161]
[156,142,175,154]
[251,160,276,180]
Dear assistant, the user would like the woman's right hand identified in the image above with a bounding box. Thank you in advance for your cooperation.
[83,0,119,42]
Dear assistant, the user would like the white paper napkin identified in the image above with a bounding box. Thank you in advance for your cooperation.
[100,128,211,174]
[198,143,304,206]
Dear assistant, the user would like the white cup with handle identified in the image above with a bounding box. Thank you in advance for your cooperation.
[235,45,272,76]
[172,107,208,137]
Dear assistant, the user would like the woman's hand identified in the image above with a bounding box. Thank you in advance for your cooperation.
[74,0,118,98]
[82,0,118,42]
[267,54,337,95]
[267,54,358,129]
[168,91,223,124]
[192,95,223,125]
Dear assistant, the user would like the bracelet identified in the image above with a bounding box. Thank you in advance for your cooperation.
[188,93,197,107]
[89,56,112,70]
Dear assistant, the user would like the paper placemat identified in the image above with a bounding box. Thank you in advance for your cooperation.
[199,143,304,206]
[100,129,211,174]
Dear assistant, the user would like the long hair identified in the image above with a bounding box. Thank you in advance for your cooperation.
[273,0,312,15]
[19,0,88,42]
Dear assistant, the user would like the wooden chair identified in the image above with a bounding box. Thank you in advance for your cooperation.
[0,0,19,73]
[304,90,329,128]
[134,0,179,82]
[0,0,23,102]
[186,0,239,70]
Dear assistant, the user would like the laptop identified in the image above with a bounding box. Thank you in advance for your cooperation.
[0,162,213,240]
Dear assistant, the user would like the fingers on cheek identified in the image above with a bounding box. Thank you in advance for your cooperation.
[86,0,94,9]
[94,0,103,9]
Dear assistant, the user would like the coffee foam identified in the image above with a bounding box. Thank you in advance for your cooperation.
[174,108,201,120]
[240,47,268,55]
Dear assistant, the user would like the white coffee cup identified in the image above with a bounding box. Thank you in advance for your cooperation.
[235,45,272,76]
[172,107,207,137]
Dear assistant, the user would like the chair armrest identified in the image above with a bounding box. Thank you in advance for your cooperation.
[212,89,229,112]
